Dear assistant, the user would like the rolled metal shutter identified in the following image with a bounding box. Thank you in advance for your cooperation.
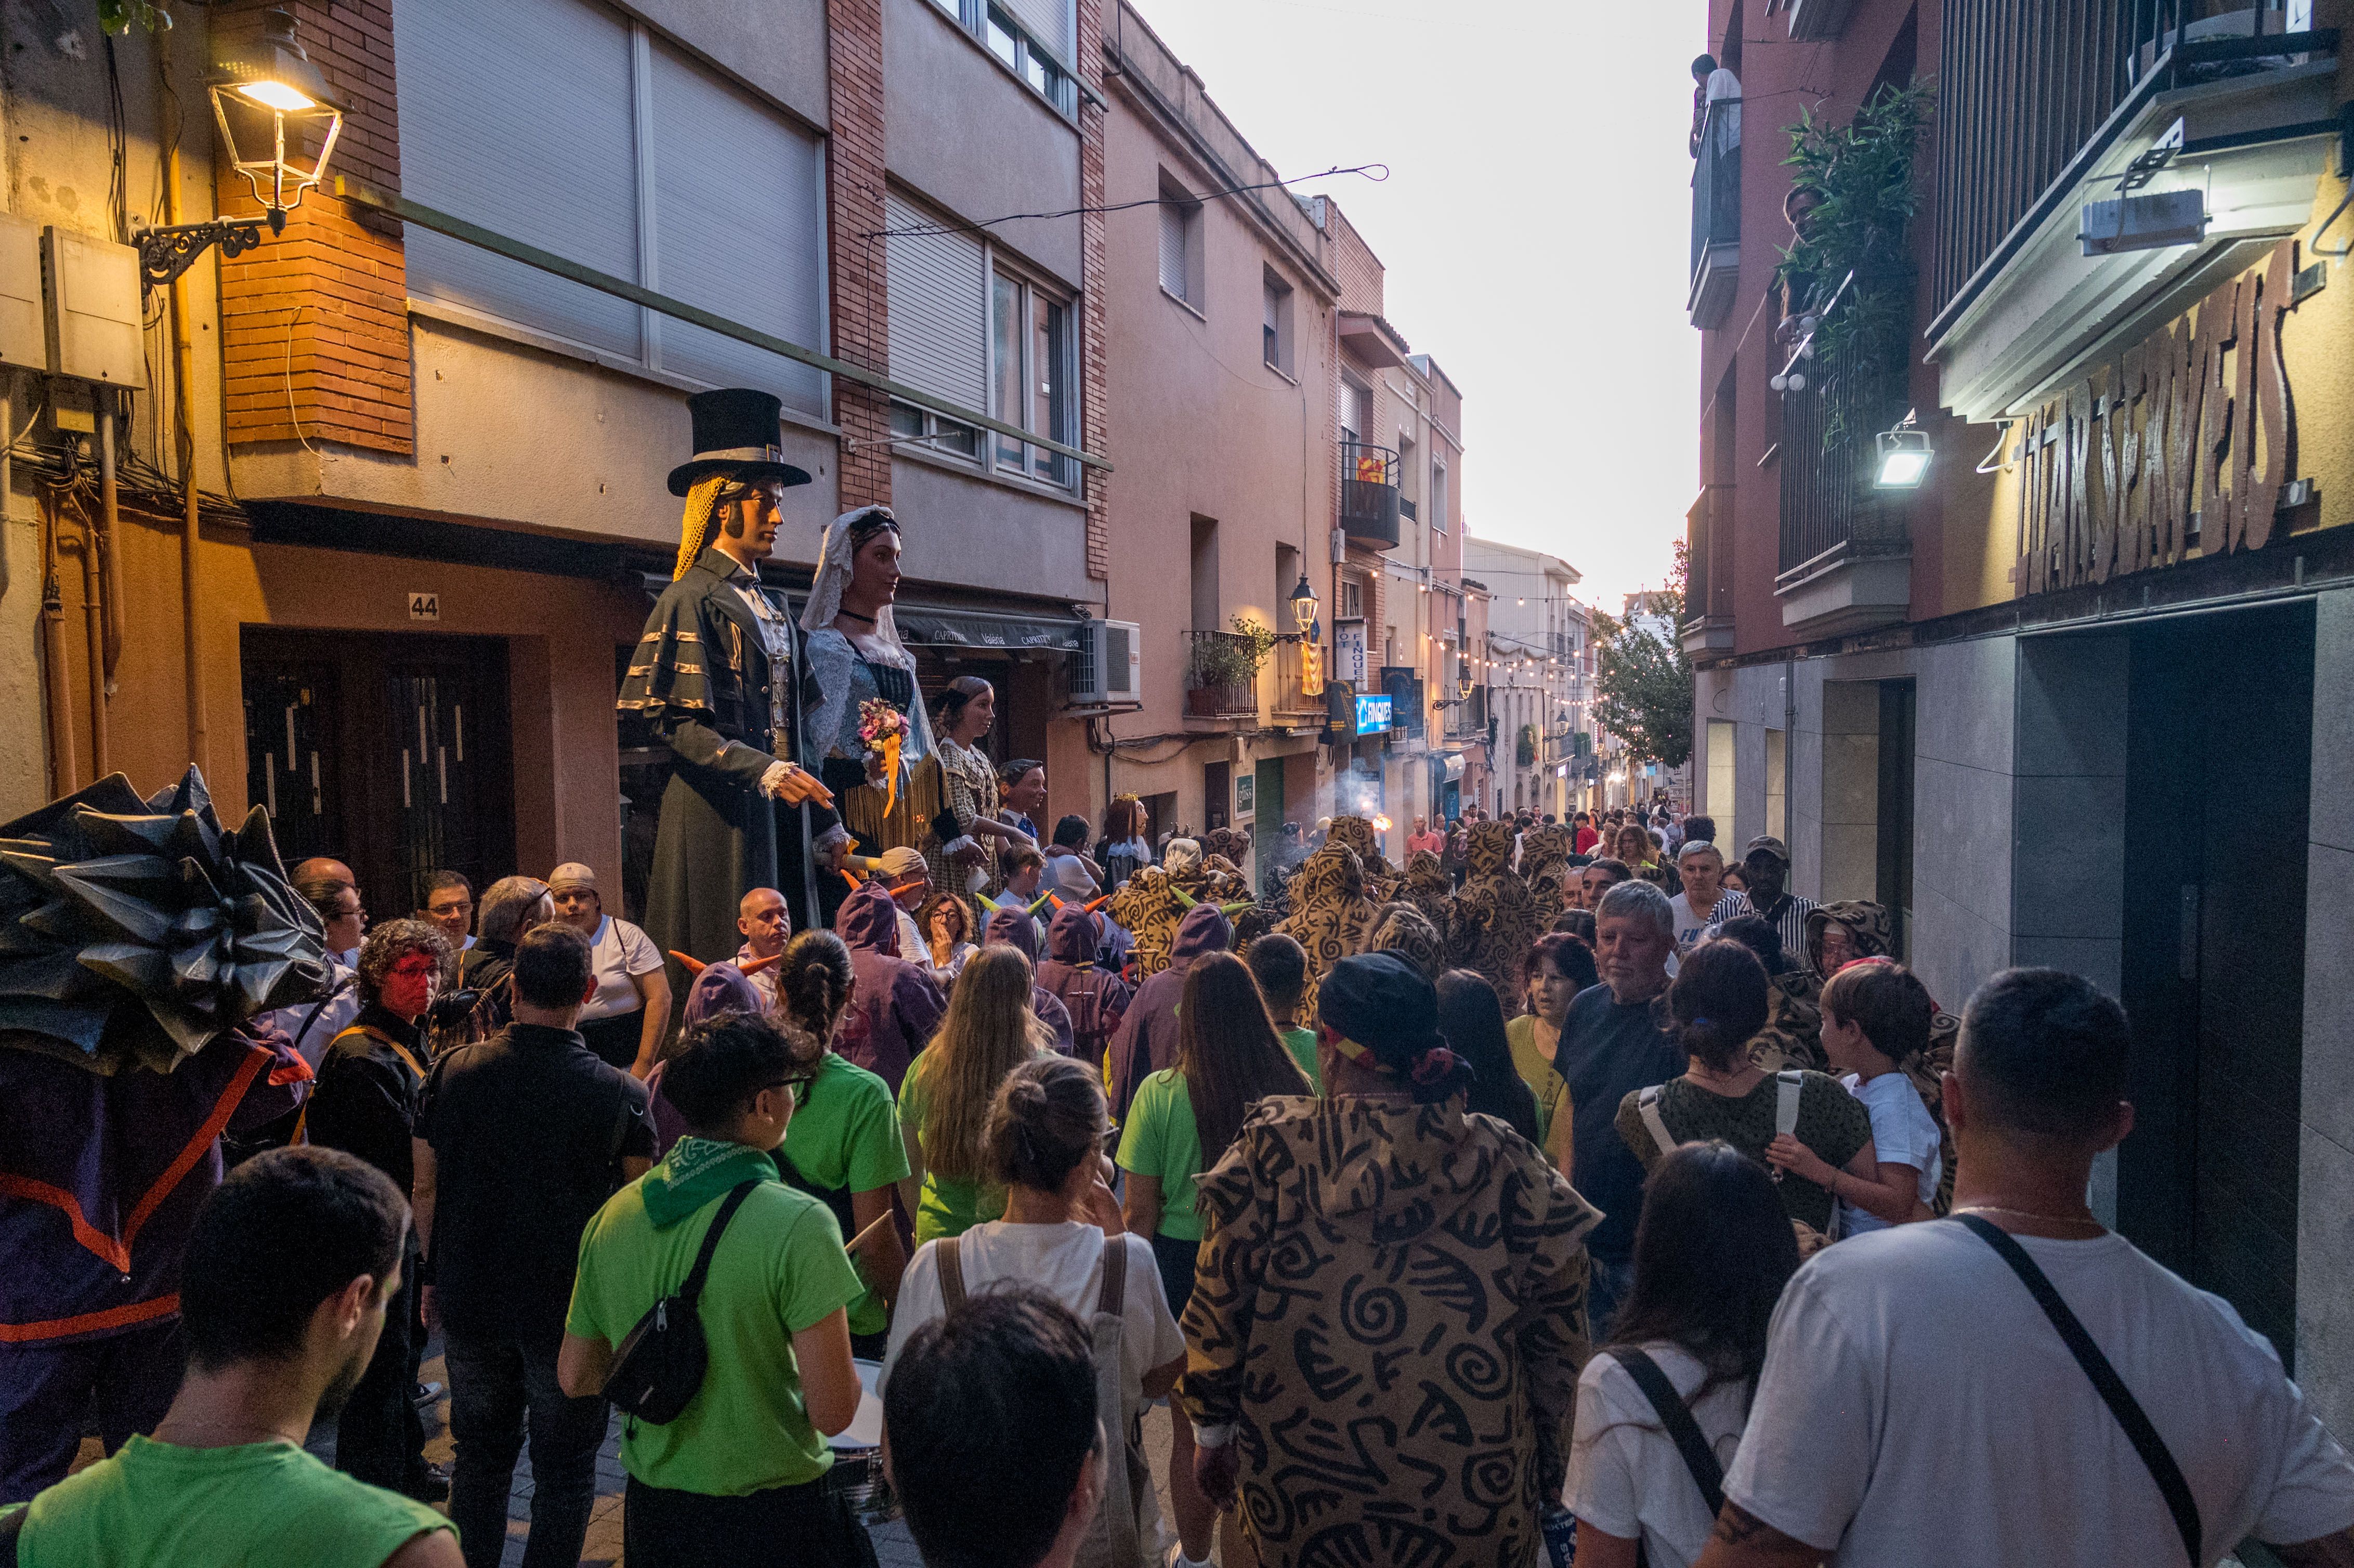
[885,189,988,413]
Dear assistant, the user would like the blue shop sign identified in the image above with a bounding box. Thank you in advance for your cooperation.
[1355,693,1393,736]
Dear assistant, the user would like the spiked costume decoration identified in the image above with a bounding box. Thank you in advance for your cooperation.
[620,389,845,964]
[0,770,315,1496]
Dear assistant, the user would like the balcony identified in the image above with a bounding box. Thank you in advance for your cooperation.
[1183,630,1260,721]
[1380,667,1427,744]
[1774,295,1913,637]
[1682,484,1736,656]
[1444,684,1488,742]
[1689,97,1741,329]
[1339,441,1402,549]
[1271,638,1327,722]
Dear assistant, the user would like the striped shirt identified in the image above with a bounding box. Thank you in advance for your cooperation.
[1701,892,1816,968]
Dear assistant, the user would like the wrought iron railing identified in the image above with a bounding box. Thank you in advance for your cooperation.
[1777,286,1915,579]
[1684,484,1735,630]
[1339,441,1402,547]
[1691,96,1742,279]
[1932,1,2337,319]
[1271,639,1325,718]
[1182,630,1260,719]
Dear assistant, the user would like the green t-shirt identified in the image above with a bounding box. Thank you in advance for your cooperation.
[566,1140,864,1496]
[896,1053,1013,1245]
[1117,1067,1207,1241]
[783,1051,911,1336]
[1279,1026,1323,1092]
[3,1434,450,1568]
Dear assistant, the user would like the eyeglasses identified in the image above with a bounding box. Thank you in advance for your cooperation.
[388,959,441,980]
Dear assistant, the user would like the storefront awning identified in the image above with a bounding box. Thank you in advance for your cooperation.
[890,604,1086,652]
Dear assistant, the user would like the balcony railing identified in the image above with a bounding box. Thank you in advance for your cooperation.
[1339,441,1402,548]
[1776,286,1914,580]
[1183,630,1260,720]
[1682,484,1736,655]
[1931,2,2335,319]
[1271,639,1326,720]
[1689,97,1741,329]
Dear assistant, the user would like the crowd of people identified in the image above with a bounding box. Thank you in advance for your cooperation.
[8,785,2354,1568]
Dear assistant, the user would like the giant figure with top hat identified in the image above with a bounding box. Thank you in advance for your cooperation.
[620,389,853,960]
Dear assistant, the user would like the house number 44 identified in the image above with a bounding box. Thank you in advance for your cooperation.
[408,592,441,621]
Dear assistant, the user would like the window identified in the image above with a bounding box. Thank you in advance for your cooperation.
[1262,270,1293,374]
[1340,578,1364,620]
[884,187,1074,487]
[1430,461,1449,534]
[1340,378,1368,446]
[1159,178,1202,309]
[922,0,1075,113]
[990,266,1075,485]
[395,0,824,414]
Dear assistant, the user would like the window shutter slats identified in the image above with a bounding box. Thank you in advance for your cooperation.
[1159,204,1186,299]
[886,190,988,413]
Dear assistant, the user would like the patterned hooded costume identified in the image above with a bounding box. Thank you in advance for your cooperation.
[1106,903,1231,1119]
[831,882,947,1093]
[0,770,317,1496]
[1803,900,1959,1214]
[1107,865,1188,982]
[1366,901,1446,981]
[1272,843,1381,1015]
[1317,815,1399,902]
[1401,850,1453,936]
[1445,821,1545,1008]
[1521,825,1576,921]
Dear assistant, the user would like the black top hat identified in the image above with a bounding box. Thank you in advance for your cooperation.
[666,388,815,496]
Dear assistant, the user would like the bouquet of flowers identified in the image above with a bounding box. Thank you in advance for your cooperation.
[858,698,911,814]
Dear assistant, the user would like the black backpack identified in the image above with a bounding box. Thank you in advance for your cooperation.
[603,1180,760,1424]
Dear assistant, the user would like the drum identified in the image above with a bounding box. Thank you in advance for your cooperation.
[826,1357,898,1523]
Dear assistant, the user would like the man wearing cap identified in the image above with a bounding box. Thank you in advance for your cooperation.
[1182,951,1599,1567]
[550,863,670,1075]
[870,846,932,967]
[619,388,847,988]
[1737,834,1817,960]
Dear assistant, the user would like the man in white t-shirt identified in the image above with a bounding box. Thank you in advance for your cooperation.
[1668,841,1749,952]
[1696,968,2354,1568]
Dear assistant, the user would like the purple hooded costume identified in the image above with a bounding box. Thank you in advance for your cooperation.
[833,882,947,1093]
[1105,902,1231,1120]
[981,906,1076,1056]
[1035,904,1133,1072]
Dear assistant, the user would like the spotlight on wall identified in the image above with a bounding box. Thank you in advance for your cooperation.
[1874,410,1932,490]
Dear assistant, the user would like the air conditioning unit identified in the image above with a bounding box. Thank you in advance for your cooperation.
[1069,619,1142,705]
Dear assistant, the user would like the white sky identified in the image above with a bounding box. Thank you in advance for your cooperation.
[1127,0,1707,613]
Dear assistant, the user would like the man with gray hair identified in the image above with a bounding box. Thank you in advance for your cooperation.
[1555,878,1685,1333]
[455,877,554,1041]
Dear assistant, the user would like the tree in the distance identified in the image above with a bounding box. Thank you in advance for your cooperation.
[1593,543,1695,772]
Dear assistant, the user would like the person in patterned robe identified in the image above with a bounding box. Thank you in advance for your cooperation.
[1366,901,1446,982]
[1271,842,1380,1016]
[1400,850,1454,939]
[1182,953,1598,1568]
[1319,815,1401,903]
[1445,821,1546,1013]
[1521,825,1576,923]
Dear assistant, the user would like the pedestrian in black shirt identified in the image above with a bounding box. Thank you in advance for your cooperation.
[306,918,452,1501]
[1553,879,1686,1338]
[413,924,656,1568]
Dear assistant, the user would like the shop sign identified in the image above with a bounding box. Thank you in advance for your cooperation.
[1235,774,1255,821]
[1354,692,1393,736]
[2011,237,2299,598]
[1335,621,1367,686]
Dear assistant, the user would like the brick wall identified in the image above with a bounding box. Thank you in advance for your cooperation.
[1079,0,1110,583]
[214,0,413,454]
[827,0,892,509]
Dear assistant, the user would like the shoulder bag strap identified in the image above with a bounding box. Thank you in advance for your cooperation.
[937,1234,968,1313]
[1774,1070,1806,1138]
[295,975,355,1045]
[1612,1349,1725,1519]
[1097,1231,1127,1317]
[1637,1085,1676,1158]
[678,1181,762,1307]
[1954,1215,2201,1564]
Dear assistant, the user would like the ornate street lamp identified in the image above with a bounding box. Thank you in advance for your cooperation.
[1288,572,1320,639]
[135,9,347,292]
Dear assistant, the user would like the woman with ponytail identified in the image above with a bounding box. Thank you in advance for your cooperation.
[881,1056,1184,1568]
[895,945,1054,1245]
[1179,953,1603,1568]
[765,929,911,1355]
[1612,938,1875,1242]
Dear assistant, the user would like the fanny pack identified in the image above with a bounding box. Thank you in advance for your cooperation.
[604,1180,760,1425]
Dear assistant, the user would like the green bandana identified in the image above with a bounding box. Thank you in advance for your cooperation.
[640,1136,779,1229]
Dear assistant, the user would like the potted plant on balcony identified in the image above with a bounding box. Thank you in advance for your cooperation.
[1185,618,1277,717]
